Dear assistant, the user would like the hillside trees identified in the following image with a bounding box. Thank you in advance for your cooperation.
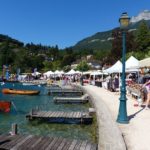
[135,21,150,52]
[76,60,90,72]
[110,28,136,63]
[61,48,76,67]
[0,41,16,68]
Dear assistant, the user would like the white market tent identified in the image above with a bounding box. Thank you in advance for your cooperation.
[104,60,122,74]
[126,56,139,69]
[32,71,41,76]
[59,70,64,74]
[83,71,92,75]
[90,71,103,76]
[54,70,61,74]
[43,71,54,77]
[66,69,76,75]
[54,70,64,77]
[139,57,150,68]
[104,56,140,74]
[75,70,82,74]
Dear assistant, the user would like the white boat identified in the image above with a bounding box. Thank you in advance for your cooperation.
[22,82,36,86]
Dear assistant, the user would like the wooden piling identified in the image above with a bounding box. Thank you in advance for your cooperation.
[11,123,17,135]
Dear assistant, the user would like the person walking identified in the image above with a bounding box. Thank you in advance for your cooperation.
[143,79,150,109]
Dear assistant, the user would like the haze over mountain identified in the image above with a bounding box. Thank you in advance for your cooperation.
[72,10,150,51]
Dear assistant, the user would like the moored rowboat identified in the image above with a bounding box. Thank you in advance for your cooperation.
[0,101,11,113]
[2,88,40,95]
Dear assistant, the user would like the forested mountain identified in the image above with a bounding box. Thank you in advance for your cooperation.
[0,11,150,73]
[72,19,150,51]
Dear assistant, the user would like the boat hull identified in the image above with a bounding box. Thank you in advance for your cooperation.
[2,88,40,95]
[0,101,11,113]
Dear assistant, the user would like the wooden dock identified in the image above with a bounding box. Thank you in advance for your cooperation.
[0,134,97,150]
[26,110,93,124]
[53,94,89,104]
[48,89,83,96]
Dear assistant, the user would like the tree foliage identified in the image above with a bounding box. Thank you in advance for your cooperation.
[110,28,136,63]
[76,60,90,72]
[135,21,150,52]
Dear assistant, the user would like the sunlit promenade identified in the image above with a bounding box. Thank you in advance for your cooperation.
[82,83,150,150]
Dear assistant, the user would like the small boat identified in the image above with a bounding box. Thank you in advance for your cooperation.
[22,83,36,86]
[2,88,40,95]
[0,101,11,113]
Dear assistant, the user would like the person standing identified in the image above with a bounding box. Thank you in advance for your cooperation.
[143,79,150,109]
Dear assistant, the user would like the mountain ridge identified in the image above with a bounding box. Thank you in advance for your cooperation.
[72,10,150,51]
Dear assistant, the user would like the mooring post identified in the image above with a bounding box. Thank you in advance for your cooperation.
[31,109,33,115]
[89,108,96,116]
[11,123,17,135]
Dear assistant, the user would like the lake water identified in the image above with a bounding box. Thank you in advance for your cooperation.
[0,82,96,142]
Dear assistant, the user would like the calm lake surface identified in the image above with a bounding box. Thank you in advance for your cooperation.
[0,82,95,142]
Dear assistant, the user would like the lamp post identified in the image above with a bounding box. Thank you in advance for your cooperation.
[117,12,130,124]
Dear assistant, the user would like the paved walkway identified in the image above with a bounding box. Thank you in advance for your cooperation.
[83,84,150,150]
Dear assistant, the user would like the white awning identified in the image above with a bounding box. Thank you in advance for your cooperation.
[126,56,139,69]
[139,57,150,68]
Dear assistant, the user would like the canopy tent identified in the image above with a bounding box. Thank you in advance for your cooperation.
[83,71,92,75]
[139,57,150,68]
[32,71,41,76]
[90,71,103,76]
[43,71,54,77]
[126,56,139,69]
[66,69,76,75]
[54,70,61,74]
[75,70,82,74]
[53,70,64,77]
[104,60,122,73]
[59,70,64,74]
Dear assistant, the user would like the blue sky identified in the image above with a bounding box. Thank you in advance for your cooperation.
[0,0,150,49]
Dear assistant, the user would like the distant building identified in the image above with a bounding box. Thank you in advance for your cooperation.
[86,55,93,60]
[71,63,78,69]
[71,54,101,70]
[88,62,101,69]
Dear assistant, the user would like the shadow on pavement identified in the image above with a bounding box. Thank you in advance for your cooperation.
[128,107,145,121]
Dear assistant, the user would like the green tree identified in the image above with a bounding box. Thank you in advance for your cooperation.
[110,28,136,64]
[43,61,53,72]
[135,21,150,51]
[76,60,90,72]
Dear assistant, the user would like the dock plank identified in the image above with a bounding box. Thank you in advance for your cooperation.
[26,110,93,124]
[39,137,54,150]
[17,135,39,149]
[11,135,33,150]
[33,137,49,150]
[62,139,73,150]
[68,139,78,150]
[1,135,22,149]
[29,136,43,149]
[57,138,67,150]
[0,135,97,150]
[79,140,88,150]
[73,141,82,150]
[50,137,63,150]
[45,137,60,150]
